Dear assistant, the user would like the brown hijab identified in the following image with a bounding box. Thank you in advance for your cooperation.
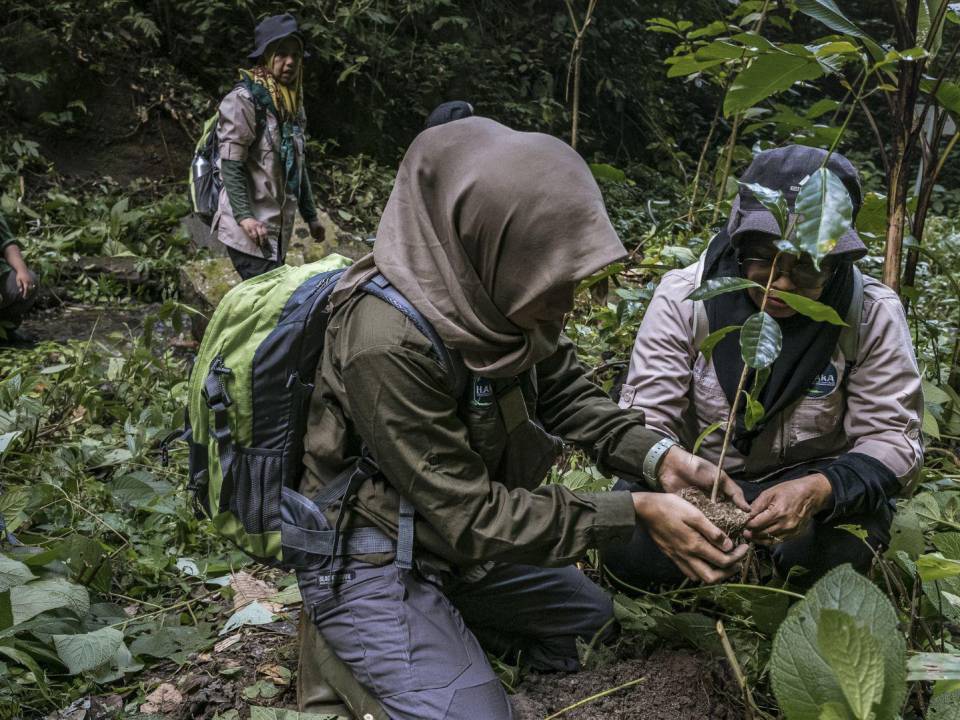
[331,117,626,378]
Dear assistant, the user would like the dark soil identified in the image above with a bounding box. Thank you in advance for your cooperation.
[20,302,161,345]
[510,647,740,720]
[679,488,749,541]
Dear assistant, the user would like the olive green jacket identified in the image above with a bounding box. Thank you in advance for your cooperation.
[301,293,663,569]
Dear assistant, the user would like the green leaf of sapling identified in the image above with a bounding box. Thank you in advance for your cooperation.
[770,290,847,325]
[817,609,885,720]
[740,312,782,369]
[700,325,742,363]
[686,277,762,302]
[795,168,854,268]
[740,181,790,235]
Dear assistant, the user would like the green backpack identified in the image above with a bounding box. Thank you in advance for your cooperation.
[188,78,268,224]
[175,256,455,570]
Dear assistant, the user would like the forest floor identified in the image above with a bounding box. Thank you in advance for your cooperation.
[19,71,750,720]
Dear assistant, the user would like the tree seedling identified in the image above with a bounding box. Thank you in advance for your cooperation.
[684,167,854,530]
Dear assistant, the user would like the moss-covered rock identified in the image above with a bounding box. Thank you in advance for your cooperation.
[179,258,241,340]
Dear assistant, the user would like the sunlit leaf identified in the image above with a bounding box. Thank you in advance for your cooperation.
[740,312,782,369]
[686,277,762,301]
[793,168,854,267]
[724,51,824,117]
[917,552,960,581]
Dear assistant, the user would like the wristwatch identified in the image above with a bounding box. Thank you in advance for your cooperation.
[642,437,678,490]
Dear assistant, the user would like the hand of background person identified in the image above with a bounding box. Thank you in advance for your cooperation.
[239,218,269,249]
[15,269,34,298]
[308,219,325,242]
[657,445,750,511]
[632,492,750,583]
[743,474,833,544]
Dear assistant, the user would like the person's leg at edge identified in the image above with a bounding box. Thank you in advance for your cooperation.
[297,561,513,720]
[447,562,617,673]
[227,246,282,281]
[0,269,38,341]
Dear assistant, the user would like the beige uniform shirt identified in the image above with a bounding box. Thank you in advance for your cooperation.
[213,86,306,261]
[620,263,924,490]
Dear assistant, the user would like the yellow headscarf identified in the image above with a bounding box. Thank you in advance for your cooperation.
[242,36,304,123]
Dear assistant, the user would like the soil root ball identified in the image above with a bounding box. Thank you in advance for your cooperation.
[677,487,749,540]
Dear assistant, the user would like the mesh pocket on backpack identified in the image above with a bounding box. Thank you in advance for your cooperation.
[231,448,283,536]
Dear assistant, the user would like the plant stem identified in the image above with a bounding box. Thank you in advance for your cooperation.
[711,254,781,502]
[543,677,646,720]
[716,620,757,720]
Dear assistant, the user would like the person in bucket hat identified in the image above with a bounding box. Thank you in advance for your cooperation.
[606,144,924,590]
[213,13,325,280]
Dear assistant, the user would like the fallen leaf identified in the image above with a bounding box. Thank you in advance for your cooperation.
[214,634,242,653]
[140,683,182,714]
[230,571,277,609]
[260,663,291,686]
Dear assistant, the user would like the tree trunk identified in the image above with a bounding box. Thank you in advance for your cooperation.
[883,148,909,292]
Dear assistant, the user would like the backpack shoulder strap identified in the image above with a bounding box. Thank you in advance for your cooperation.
[692,250,709,351]
[359,273,467,395]
[235,77,270,144]
[838,265,864,373]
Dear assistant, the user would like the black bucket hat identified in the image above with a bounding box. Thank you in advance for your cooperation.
[727,145,867,259]
[249,13,305,60]
[424,101,475,129]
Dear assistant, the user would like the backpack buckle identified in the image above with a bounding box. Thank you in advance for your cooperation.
[202,356,233,410]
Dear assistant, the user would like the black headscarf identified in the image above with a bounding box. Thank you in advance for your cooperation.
[424,101,474,129]
[703,231,854,455]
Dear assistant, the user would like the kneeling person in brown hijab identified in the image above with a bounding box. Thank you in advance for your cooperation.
[295,118,749,719]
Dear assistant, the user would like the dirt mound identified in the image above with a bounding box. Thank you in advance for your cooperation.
[510,648,739,720]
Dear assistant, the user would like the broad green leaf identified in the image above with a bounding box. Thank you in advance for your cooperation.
[924,407,942,438]
[817,610,884,720]
[917,552,960,581]
[922,78,960,116]
[740,312,782,369]
[744,392,765,430]
[700,325,742,363]
[933,532,960,559]
[739,181,789,234]
[795,0,867,37]
[795,0,884,61]
[686,277,762,301]
[53,626,124,675]
[886,508,927,559]
[924,379,953,405]
[770,291,847,325]
[837,524,868,541]
[770,565,906,720]
[794,168,854,267]
[0,556,33,593]
[693,421,725,454]
[819,703,853,720]
[724,51,824,117]
[10,578,89,625]
[908,652,960,681]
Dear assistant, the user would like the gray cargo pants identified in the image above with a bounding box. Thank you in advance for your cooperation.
[297,560,615,720]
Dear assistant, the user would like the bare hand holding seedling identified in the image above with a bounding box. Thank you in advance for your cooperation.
[631,491,749,583]
[744,473,833,544]
[658,445,750,511]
